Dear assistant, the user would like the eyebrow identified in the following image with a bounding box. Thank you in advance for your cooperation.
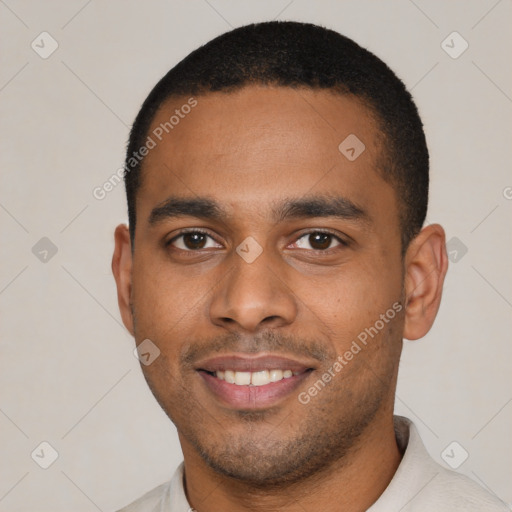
[148,195,371,227]
[272,196,371,226]
[149,197,227,225]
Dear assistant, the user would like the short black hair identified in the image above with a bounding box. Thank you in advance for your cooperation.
[124,21,428,253]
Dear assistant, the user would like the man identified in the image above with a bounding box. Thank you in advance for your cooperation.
[112,21,507,511]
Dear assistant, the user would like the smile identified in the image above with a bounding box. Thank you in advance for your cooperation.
[212,369,299,386]
[195,354,315,409]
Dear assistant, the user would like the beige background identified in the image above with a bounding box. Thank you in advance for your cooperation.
[1,1,511,510]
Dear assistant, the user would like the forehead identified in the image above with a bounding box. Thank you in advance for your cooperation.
[137,86,396,233]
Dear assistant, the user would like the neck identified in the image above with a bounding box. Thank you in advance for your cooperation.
[181,411,402,512]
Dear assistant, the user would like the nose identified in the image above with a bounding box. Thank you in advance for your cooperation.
[209,249,298,333]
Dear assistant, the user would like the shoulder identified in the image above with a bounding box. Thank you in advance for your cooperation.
[417,466,510,511]
[370,416,509,511]
[114,463,190,512]
[115,480,172,512]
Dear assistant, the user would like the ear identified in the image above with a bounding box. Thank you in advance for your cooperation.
[112,224,135,336]
[403,223,448,341]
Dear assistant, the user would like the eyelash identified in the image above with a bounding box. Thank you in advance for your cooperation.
[165,228,349,253]
[165,228,217,251]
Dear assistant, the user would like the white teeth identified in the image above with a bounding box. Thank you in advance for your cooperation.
[224,370,235,384]
[214,369,298,386]
[234,371,251,385]
[251,370,270,386]
[269,369,283,382]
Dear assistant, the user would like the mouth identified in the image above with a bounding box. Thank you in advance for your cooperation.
[210,368,301,386]
[195,354,315,409]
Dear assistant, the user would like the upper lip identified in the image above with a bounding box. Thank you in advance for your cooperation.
[195,354,316,373]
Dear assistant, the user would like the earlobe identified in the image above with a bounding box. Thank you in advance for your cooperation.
[112,224,135,336]
[403,224,448,341]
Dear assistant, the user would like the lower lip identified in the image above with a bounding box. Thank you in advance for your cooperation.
[198,371,312,409]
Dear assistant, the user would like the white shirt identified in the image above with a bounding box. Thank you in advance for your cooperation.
[116,416,509,511]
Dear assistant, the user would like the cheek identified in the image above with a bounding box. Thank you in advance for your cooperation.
[298,262,402,347]
[131,257,198,335]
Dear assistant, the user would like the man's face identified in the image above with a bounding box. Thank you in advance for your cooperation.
[125,86,406,485]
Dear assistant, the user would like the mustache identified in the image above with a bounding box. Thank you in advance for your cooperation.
[180,330,335,367]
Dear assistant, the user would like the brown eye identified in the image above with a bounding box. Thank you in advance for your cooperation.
[168,231,221,251]
[308,233,332,250]
[294,231,344,251]
[183,232,207,249]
